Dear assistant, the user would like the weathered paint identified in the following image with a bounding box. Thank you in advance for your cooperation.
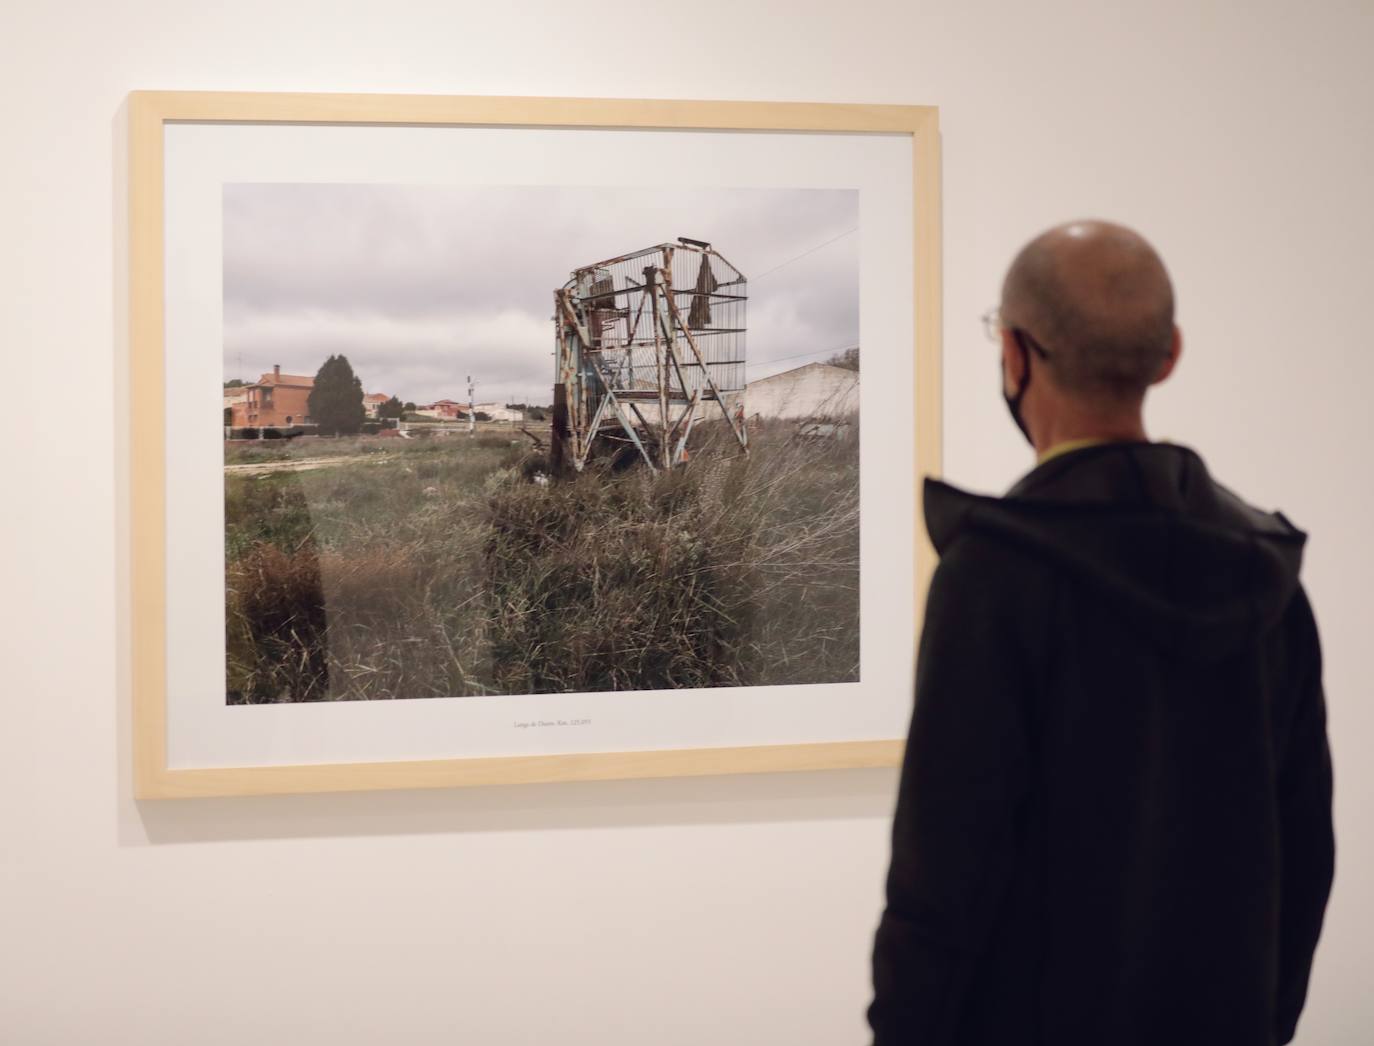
[552,240,749,472]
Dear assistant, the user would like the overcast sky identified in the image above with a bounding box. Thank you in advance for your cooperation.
[223,183,858,405]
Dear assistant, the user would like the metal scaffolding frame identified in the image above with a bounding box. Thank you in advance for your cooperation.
[552,238,748,472]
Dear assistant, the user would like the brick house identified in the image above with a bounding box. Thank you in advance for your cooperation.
[223,385,249,415]
[416,398,466,419]
[232,365,315,428]
[364,392,391,418]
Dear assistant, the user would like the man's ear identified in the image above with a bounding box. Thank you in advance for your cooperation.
[1152,326,1183,386]
[1001,328,1025,395]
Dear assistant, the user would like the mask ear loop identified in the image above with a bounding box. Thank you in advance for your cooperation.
[1005,330,1036,444]
[1013,331,1034,396]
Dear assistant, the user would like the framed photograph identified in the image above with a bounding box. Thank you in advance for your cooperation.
[123,91,942,798]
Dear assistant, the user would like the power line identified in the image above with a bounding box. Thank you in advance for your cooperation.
[751,227,859,282]
[746,343,859,372]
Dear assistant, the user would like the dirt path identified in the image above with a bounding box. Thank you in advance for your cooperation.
[224,454,389,477]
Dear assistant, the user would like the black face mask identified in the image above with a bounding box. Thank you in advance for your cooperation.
[1002,330,1035,445]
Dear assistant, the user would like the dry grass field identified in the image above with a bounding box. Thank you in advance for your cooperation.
[224,423,859,703]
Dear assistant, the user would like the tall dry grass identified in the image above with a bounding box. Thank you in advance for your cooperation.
[225,425,858,702]
[226,436,518,702]
[485,423,859,692]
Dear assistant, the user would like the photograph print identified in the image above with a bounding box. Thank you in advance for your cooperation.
[222,183,861,704]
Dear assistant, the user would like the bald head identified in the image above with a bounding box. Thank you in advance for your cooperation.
[1002,220,1176,403]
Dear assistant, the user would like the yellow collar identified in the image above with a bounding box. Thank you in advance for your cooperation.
[1036,437,1112,466]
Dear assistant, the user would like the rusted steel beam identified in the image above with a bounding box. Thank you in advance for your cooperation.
[701,246,745,279]
[647,265,671,470]
[556,290,596,354]
[553,289,582,467]
[664,328,692,402]
[672,291,748,302]
[572,239,708,275]
[576,391,614,470]
[556,240,747,470]
[667,387,702,448]
[611,390,697,402]
[563,284,747,303]
[601,384,656,472]
[672,395,702,465]
[664,290,749,454]
[556,288,606,464]
[627,402,653,434]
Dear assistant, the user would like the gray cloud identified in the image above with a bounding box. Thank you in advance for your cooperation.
[224,184,858,404]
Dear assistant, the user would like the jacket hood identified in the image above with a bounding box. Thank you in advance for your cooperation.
[925,443,1306,661]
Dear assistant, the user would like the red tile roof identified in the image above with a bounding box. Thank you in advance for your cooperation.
[257,372,315,387]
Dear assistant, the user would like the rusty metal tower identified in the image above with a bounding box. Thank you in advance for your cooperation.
[552,238,748,472]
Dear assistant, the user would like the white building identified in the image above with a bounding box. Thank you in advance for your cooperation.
[736,362,859,420]
[415,400,525,422]
[473,402,524,423]
[597,362,858,432]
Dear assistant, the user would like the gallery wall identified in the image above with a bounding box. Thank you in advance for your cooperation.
[3,1,1371,1043]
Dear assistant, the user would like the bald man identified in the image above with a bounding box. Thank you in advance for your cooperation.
[868,221,1334,1046]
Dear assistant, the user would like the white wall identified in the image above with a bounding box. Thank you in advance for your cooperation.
[746,364,861,419]
[3,2,1371,1043]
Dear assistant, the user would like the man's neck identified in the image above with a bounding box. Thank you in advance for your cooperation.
[1032,410,1148,461]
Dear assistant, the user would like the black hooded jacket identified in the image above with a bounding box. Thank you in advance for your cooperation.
[869,442,1334,1046]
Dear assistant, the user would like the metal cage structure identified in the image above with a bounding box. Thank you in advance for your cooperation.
[552,238,748,472]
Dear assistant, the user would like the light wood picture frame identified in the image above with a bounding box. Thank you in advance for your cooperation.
[124,90,942,799]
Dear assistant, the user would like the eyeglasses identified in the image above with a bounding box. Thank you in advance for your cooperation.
[980,307,1003,343]
[981,307,1051,359]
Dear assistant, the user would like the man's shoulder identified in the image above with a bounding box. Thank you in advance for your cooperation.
[924,446,1309,661]
[925,513,1057,620]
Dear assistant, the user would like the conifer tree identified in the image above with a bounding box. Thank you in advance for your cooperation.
[307,354,366,435]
